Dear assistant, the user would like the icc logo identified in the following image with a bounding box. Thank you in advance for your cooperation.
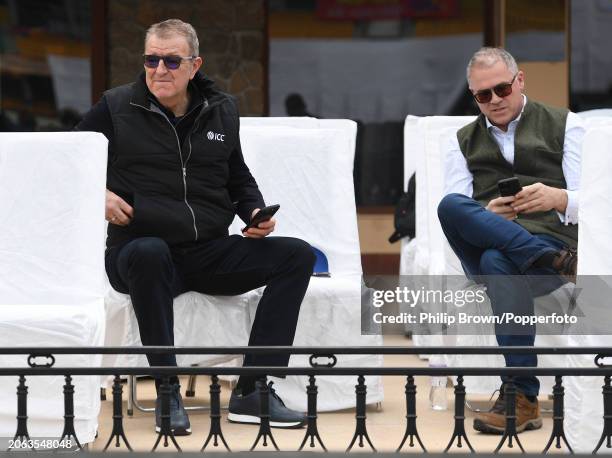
[207,131,225,142]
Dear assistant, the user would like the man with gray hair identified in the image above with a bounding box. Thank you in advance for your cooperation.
[437,47,584,434]
[78,19,313,435]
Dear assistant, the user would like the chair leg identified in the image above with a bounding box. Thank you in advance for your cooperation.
[465,389,499,413]
[129,372,233,415]
[127,375,134,416]
[129,375,156,413]
[186,375,197,397]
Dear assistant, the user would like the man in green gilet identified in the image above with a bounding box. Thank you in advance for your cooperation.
[437,47,585,434]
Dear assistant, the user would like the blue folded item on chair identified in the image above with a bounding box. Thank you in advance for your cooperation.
[311,246,330,277]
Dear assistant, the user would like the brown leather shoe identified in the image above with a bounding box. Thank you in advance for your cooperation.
[473,391,542,434]
[552,248,578,284]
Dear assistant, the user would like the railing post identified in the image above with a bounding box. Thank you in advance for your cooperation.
[58,375,83,450]
[298,375,326,451]
[593,374,612,453]
[444,375,474,453]
[103,375,132,451]
[9,375,33,451]
[152,376,181,452]
[396,375,426,452]
[201,375,230,451]
[494,379,525,454]
[250,380,279,451]
[542,375,573,453]
[347,375,375,452]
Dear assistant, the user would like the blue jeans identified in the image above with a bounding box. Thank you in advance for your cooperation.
[438,193,566,396]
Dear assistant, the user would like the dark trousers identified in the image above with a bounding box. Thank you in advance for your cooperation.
[105,234,315,369]
[438,193,566,396]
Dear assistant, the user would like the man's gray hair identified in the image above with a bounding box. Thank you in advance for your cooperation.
[145,19,199,56]
[466,47,518,83]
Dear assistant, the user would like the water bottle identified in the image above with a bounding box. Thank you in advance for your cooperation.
[429,364,448,411]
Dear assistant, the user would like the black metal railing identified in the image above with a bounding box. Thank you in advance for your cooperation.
[2,346,612,453]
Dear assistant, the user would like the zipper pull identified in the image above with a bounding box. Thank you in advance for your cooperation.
[183,167,186,177]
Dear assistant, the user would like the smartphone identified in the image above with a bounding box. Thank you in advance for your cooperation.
[242,204,280,232]
[497,177,522,197]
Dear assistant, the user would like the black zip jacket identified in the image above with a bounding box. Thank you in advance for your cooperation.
[77,72,265,249]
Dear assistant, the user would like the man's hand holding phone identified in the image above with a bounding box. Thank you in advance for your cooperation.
[486,177,522,220]
[242,204,279,238]
[486,195,518,220]
[512,183,568,214]
[487,178,568,219]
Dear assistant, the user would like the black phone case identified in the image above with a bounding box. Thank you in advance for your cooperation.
[242,205,280,232]
[498,178,522,197]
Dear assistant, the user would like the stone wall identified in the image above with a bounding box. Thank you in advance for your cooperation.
[107,0,266,115]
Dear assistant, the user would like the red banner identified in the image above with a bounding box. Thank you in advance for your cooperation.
[316,0,459,21]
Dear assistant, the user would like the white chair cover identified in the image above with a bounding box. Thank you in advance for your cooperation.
[0,132,108,443]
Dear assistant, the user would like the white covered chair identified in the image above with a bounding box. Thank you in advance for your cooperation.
[104,118,383,412]
[564,124,612,453]
[400,116,475,355]
[0,132,108,444]
[405,116,475,278]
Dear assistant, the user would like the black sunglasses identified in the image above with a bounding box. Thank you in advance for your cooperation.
[472,73,518,104]
[143,54,196,70]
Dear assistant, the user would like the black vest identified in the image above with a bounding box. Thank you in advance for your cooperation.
[104,75,241,247]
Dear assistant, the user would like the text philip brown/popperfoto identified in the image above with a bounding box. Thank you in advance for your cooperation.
[372,311,578,325]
